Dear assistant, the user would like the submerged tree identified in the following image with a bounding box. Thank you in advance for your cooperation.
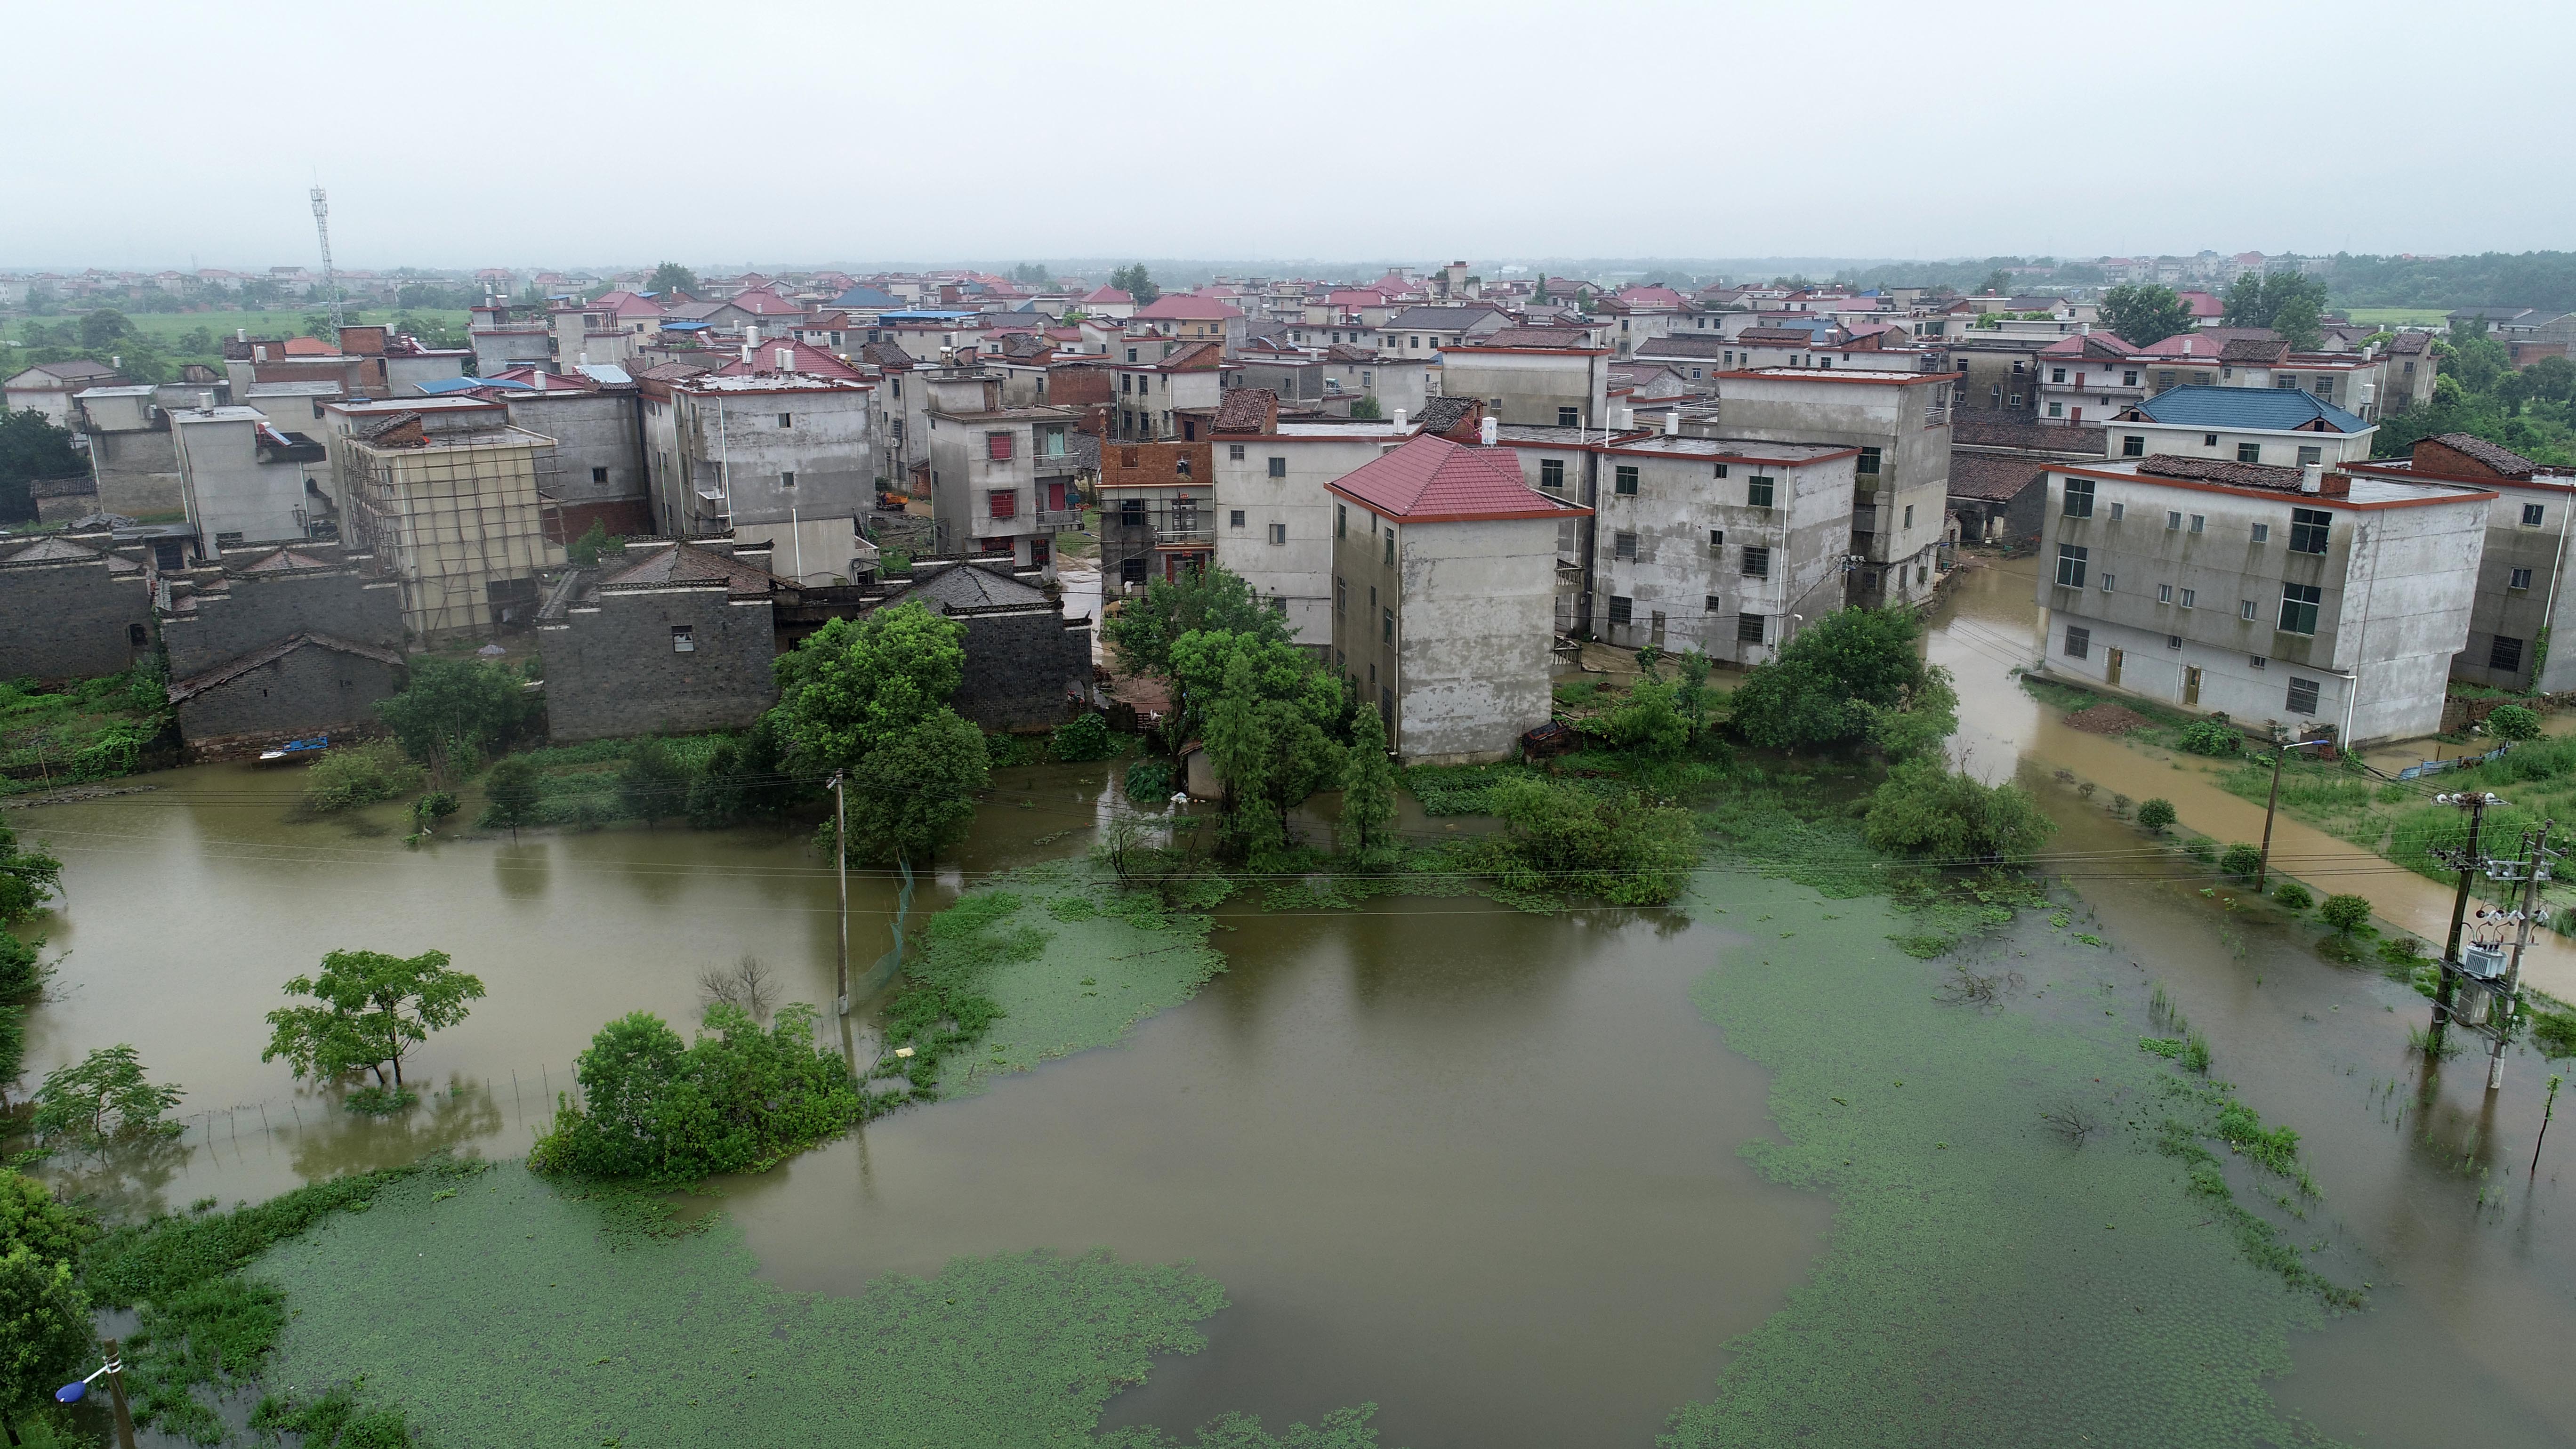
[1338,706,1397,862]
[772,603,990,865]
[0,819,64,925]
[478,756,544,837]
[1731,606,1935,753]
[262,948,486,1093]
[1862,756,2056,863]
[617,738,689,827]
[28,1045,184,1152]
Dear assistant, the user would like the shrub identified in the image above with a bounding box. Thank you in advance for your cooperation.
[2218,842,2264,877]
[2319,894,2374,936]
[2487,703,2543,741]
[1124,759,1175,803]
[2533,1009,2576,1058]
[376,658,538,767]
[2271,882,2313,911]
[478,757,544,835]
[2177,716,2243,757]
[617,738,691,826]
[530,1002,863,1183]
[1050,713,1119,763]
[1605,681,1688,759]
[1862,756,2057,863]
[301,742,424,813]
[2135,797,2176,832]
[1483,776,1698,906]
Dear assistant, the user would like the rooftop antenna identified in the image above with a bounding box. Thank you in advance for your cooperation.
[309,185,343,335]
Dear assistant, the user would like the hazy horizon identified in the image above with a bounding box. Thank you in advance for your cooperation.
[6,0,2562,269]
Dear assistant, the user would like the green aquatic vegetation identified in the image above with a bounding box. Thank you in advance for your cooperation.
[2533,1009,2576,1058]
[1666,875,2349,1448]
[253,1162,1229,1449]
[1100,1404,1388,1448]
[1401,759,1542,817]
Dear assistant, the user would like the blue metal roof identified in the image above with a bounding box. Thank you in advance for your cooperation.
[833,285,901,309]
[416,376,531,394]
[2133,385,2367,433]
[661,320,710,331]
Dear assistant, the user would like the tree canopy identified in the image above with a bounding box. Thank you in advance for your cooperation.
[1108,264,1161,306]
[376,658,538,768]
[2097,284,2193,347]
[1101,565,1293,679]
[772,604,989,864]
[646,261,698,296]
[1862,756,2055,862]
[30,1045,184,1152]
[263,948,486,1091]
[530,1002,863,1183]
[0,818,64,925]
[2220,271,2330,331]
[1182,636,1344,860]
[1730,607,1933,753]
[0,409,86,524]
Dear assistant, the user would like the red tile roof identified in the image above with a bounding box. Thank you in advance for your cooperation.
[1082,285,1133,305]
[2038,332,2140,360]
[728,290,808,316]
[1326,434,1586,523]
[714,339,866,381]
[1134,295,1243,321]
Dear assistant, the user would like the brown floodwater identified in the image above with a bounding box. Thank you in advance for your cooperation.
[7,577,2575,1445]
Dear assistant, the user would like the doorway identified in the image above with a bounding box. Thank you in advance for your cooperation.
[2106,647,2124,687]
[2183,665,2202,706]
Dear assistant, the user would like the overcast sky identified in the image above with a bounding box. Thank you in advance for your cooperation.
[7,0,2561,271]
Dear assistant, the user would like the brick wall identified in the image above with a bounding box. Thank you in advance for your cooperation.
[2413,437,2512,482]
[951,609,1089,731]
[174,644,404,745]
[165,571,404,678]
[543,585,779,742]
[1100,440,1211,489]
[0,559,153,679]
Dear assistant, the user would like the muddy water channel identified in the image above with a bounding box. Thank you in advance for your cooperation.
[8,594,2576,1444]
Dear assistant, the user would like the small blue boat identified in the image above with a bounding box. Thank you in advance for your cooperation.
[256,735,331,766]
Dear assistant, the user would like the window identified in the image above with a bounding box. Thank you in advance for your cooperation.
[2010,394,2024,407]
[1229,443,1246,461]
[2122,435,2145,457]
[2237,442,2262,463]
[2054,543,2088,588]
[2240,599,2258,620]
[1903,504,1914,529]
[2178,588,2196,608]
[1704,594,1723,612]
[2523,503,2547,527]
[2288,507,2331,555]
[1747,475,1775,508]
[2492,635,2527,672]
[2109,501,2125,521]
[1268,456,1287,479]
[2511,567,2535,591]
[1229,509,1246,529]
[1742,545,1771,578]
[2250,523,2269,544]
[2204,434,2220,446]
[1857,446,1882,476]
[987,431,1014,460]
[989,490,1017,519]
[2189,514,2204,533]
[128,622,148,647]
[1540,459,1565,491]
[1120,555,1147,585]
[216,531,245,549]
[2050,367,2068,383]
[2101,572,2116,592]
[1269,523,1287,545]
[671,626,694,653]
[1384,531,1394,565]
[1335,577,1347,615]
[2158,584,2174,604]
[2166,511,2182,531]
[2167,635,2182,650]
[1126,348,1138,362]
[1614,530,1639,560]
[2277,376,2299,389]
[591,466,609,483]
[1558,407,1581,427]
[2297,445,2322,467]
[1382,607,1394,643]
[1336,504,1347,537]
[1713,463,1729,479]
[780,470,796,488]
[2123,370,2140,386]
[1609,596,1633,625]
[2063,625,2091,660]
[2250,655,2267,670]
[1708,527,1728,554]
[1119,499,1146,525]
[2047,402,2064,418]
[2279,582,2322,635]
[778,412,793,428]
[2313,378,2334,398]
[1737,613,1766,644]
[1615,465,1639,495]
[2158,371,2176,388]
[2063,476,2095,517]
[2286,676,2322,714]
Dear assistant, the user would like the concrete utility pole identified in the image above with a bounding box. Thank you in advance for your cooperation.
[2256,736,2333,893]
[2489,821,2554,1091]
[2429,790,2495,1055]
[831,772,850,1017]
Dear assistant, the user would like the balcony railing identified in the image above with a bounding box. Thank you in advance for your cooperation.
[1156,525,1215,546]
[1032,507,1081,528]
[1922,402,1949,427]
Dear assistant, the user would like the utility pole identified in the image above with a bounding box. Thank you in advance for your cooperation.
[2428,790,2495,1055]
[2490,820,2554,1091]
[309,186,342,335]
[830,772,850,1017]
[2255,736,2330,892]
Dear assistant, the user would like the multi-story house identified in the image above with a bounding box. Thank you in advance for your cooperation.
[1207,389,1423,647]
[2034,454,2491,745]
[658,371,876,584]
[1327,432,1589,765]
[1441,328,1613,428]
[1112,340,1223,441]
[2103,386,2375,470]
[1129,295,1245,349]
[1587,423,1860,662]
[171,403,330,555]
[921,374,1082,574]
[1384,305,1510,359]
[2034,330,2151,424]
[2345,433,2576,693]
[1096,440,1215,597]
[337,409,564,640]
[1707,367,1956,610]
[1591,285,1693,357]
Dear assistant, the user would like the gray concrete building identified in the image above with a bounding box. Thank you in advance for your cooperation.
[0,534,154,680]
[1327,434,1589,765]
[2346,433,2576,693]
[170,403,330,555]
[71,385,183,518]
[167,633,407,758]
[1438,330,1612,429]
[2034,454,2492,746]
[538,540,789,743]
[921,374,1082,574]
[1209,391,1421,648]
[665,372,876,584]
[874,562,1092,732]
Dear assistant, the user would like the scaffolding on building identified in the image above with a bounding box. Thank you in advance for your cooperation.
[341,431,561,642]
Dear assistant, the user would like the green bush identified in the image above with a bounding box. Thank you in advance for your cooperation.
[301,741,425,812]
[2532,1009,2576,1058]
[2271,882,2313,910]
[1123,759,1174,803]
[2177,716,2244,757]
[2319,894,2374,936]
[1604,681,1688,758]
[2218,842,2264,877]
[2135,797,2177,832]
[1483,776,1698,906]
[2183,839,2217,862]
[530,1003,862,1183]
[1862,756,2056,863]
[1050,713,1118,763]
[2486,703,2543,741]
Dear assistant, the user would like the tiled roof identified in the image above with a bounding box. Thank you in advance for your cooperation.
[1737,327,1825,345]
[714,339,866,381]
[2431,432,2538,478]
[1475,327,1597,350]
[856,342,914,369]
[1385,305,1504,330]
[234,546,339,573]
[2132,385,2366,433]
[1947,452,2048,502]
[2220,337,2289,364]
[1080,286,1133,305]
[0,535,112,565]
[728,290,807,316]
[167,633,406,703]
[1413,396,1479,436]
[596,541,783,598]
[832,285,902,309]
[1325,434,1578,523]
[2136,333,2227,360]
[1133,295,1242,321]
[886,561,1051,611]
[2037,332,2140,360]
[1214,388,1277,432]
[28,475,96,500]
[1635,336,1731,358]
[1951,416,2107,453]
[2134,454,2307,491]
[1321,343,1377,363]
[2384,331,2432,354]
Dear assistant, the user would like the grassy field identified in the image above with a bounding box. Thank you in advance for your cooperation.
[2343,307,2450,328]
[8,308,471,347]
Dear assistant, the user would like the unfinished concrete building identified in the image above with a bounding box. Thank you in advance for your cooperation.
[336,409,564,640]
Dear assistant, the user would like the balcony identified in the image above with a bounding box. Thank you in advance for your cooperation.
[1033,507,1081,528]
[1156,525,1216,547]
[1921,402,1949,427]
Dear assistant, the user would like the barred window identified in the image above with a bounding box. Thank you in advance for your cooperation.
[2286,676,2322,714]
[1736,613,1766,644]
[1742,545,1771,578]
[2063,625,2091,660]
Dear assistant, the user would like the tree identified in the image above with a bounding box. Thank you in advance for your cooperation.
[1110,264,1161,306]
[1101,564,1293,680]
[1730,606,1931,753]
[1980,269,2013,296]
[2097,284,2193,347]
[0,1245,92,1447]
[2486,704,2542,741]
[566,517,612,566]
[773,604,969,769]
[2319,894,2374,937]
[2136,797,2177,833]
[262,948,485,1093]
[1485,777,1698,906]
[77,308,132,350]
[2223,271,2329,332]
[377,657,537,768]
[478,756,544,837]
[2271,292,2323,353]
[2219,842,2264,877]
[1862,756,2056,862]
[1347,394,1384,419]
[685,716,803,828]
[0,820,63,926]
[618,739,689,827]
[1171,630,1344,860]
[1338,706,1396,861]
[646,261,698,296]
[0,409,87,524]
[530,1002,861,1183]
[0,1171,89,1278]
[29,1046,184,1151]
[840,708,990,865]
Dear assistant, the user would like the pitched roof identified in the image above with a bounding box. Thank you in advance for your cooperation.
[595,540,783,598]
[1133,295,1242,321]
[2037,332,2141,360]
[727,290,808,316]
[14,358,126,384]
[1385,305,1505,330]
[1951,416,2107,454]
[1214,388,1278,433]
[832,284,902,309]
[0,535,113,565]
[1947,452,2049,503]
[233,546,340,573]
[713,339,866,381]
[856,342,914,369]
[1321,343,1377,363]
[1737,327,1826,345]
[1636,335,1733,358]
[2220,337,2289,364]
[1413,396,1480,436]
[1325,434,1580,523]
[1080,285,1133,305]
[2384,330,2433,354]
[2134,454,2308,491]
[167,633,406,702]
[885,561,1052,611]
[2429,432,2539,478]
[1475,327,1599,350]
[2132,385,2367,433]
